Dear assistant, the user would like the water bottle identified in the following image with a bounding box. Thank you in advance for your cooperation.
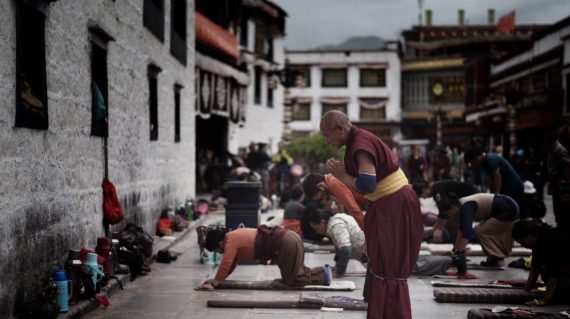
[52,270,72,313]
[185,198,193,221]
[271,194,278,211]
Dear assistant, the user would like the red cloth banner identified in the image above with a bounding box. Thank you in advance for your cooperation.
[195,12,238,60]
[496,11,516,34]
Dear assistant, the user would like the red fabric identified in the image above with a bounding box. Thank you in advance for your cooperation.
[496,11,516,34]
[325,174,366,230]
[156,218,172,230]
[344,126,423,319]
[282,219,302,236]
[102,178,124,225]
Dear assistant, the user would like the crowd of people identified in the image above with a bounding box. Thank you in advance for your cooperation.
[197,112,570,318]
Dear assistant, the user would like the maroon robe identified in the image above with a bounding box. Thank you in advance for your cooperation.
[344,126,423,319]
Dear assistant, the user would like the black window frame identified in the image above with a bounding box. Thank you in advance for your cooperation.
[291,66,311,88]
[359,106,386,120]
[170,0,187,65]
[321,68,347,88]
[89,26,115,138]
[291,102,311,121]
[321,103,347,117]
[254,66,262,105]
[174,84,183,143]
[360,68,386,87]
[15,1,49,130]
[143,0,165,42]
[267,87,273,108]
[148,64,162,141]
[239,12,248,47]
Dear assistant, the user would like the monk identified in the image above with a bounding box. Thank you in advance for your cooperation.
[320,110,423,319]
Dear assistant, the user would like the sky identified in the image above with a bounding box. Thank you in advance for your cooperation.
[274,0,570,50]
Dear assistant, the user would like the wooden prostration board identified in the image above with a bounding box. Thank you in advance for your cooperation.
[214,280,356,291]
[207,293,367,311]
[426,244,532,257]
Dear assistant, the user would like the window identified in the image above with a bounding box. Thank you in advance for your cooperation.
[290,66,311,88]
[254,66,262,105]
[254,22,266,56]
[322,69,347,87]
[15,2,48,130]
[170,0,186,65]
[322,103,347,116]
[143,0,164,42]
[360,106,385,120]
[291,103,311,121]
[239,14,248,47]
[565,74,570,114]
[267,87,273,108]
[148,64,162,141]
[89,27,114,138]
[360,69,386,87]
[174,84,182,142]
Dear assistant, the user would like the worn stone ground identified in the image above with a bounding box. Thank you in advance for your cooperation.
[82,195,569,319]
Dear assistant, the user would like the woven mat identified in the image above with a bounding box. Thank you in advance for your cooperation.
[303,243,336,253]
[215,280,356,291]
[431,280,527,289]
[207,293,367,311]
[426,244,532,257]
[434,287,537,303]
[468,308,570,319]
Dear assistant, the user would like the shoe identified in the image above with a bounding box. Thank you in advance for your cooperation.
[156,250,178,263]
[451,251,467,275]
[323,264,333,285]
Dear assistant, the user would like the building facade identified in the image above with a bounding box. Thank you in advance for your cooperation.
[401,9,546,148]
[285,46,402,147]
[466,16,570,158]
[0,0,195,316]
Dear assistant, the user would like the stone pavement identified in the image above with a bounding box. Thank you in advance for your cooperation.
[81,197,567,319]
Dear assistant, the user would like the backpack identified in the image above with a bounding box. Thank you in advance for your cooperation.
[102,178,124,225]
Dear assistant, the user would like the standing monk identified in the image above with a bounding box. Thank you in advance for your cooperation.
[320,111,423,319]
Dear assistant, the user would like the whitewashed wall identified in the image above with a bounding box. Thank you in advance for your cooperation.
[0,0,195,316]
[286,50,401,135]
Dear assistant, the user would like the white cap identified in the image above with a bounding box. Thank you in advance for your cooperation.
[523,181,536,194]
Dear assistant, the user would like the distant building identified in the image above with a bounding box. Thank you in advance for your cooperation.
[401,9,547,148]
[285,43,402,147]
[466,16,570,157]
[195,0,287,160]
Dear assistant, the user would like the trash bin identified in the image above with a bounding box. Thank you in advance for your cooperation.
[225,181,260,231]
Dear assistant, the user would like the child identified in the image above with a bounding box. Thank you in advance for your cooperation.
[282,185,305,236]
[302,173,366,230]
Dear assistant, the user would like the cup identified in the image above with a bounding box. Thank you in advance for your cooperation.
[52,270,72,313]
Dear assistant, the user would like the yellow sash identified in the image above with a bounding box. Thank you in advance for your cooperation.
[364,168,409,202]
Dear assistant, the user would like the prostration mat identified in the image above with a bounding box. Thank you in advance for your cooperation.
[431,280,527,289]
[426,244,532,257]
[213,279,356,291]
[467,308,570,319]
[433,287,539,304]
[207,293,367,311]
[303,243,336,253]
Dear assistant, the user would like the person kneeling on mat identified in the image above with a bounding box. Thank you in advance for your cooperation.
[198,225,332,290]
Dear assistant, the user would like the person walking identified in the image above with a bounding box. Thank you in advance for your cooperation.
[319,110,423,319]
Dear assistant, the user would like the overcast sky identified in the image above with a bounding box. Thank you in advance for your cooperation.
[274,0,570,50]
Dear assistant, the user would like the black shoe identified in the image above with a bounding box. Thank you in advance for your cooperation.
[156,250,177,263]
[451,251,467,275]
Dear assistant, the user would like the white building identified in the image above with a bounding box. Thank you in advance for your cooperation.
[285,44,402,146]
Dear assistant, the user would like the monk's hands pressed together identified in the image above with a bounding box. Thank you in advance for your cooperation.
[326,158,348,179]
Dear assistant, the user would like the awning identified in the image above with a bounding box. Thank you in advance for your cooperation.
[356,63,388,69]
[465,105,507,123]
[319,63,348,69]
[320,96,350,104]
[196,52,249,86]
[359,97,388,109]
[195,12,238,60]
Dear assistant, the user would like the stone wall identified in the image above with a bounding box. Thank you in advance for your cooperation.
[0,1,195,316]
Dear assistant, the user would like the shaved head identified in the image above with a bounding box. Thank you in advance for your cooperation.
[320,110,351,149]
[320,110,351,131]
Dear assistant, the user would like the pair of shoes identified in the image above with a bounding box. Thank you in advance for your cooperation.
[156,250,178,263]
[323,264,333,285]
